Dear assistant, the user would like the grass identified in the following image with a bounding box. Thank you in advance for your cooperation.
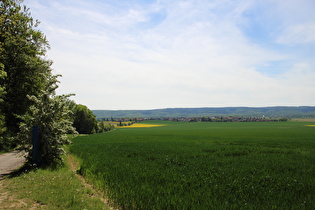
[70,121,315,209]
[0,153,111,209]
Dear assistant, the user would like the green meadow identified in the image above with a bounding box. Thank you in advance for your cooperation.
[70,121,315,209]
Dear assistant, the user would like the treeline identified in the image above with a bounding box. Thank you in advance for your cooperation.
[0,0,101,166]
[104,117,288,123]
[148,116,288,122]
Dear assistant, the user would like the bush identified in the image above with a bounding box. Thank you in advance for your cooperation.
[17,76,77,167]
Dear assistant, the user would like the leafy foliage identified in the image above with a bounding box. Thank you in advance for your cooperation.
[0,63,7,150]
[0,0,78,165]
[0,0,50,134]
[73,104,98,134]
[17,75,77,166]
[0,63,5,100]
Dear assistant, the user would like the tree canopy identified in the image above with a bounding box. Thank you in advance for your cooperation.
[0,0,77,166]
[73,104,98,134]
[1,0,51,134]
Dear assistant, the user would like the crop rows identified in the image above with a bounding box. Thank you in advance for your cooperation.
[70,121,315,209]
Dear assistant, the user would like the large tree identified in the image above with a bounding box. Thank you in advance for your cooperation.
[0,0,50,135]
[1,0,77,166]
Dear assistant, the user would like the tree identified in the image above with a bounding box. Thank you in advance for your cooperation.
[1,0,77,166]
[17,75,77,166]
[73,104,98,134]
[0,63,7,150]
[0,0,50,135]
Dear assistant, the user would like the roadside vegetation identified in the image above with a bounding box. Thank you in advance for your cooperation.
[0,151,112,209]
[71,121,315,209]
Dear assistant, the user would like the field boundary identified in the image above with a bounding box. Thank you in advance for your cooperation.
[67,154,117,210]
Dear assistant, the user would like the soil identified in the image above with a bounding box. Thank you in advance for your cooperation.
[0,151,26,179]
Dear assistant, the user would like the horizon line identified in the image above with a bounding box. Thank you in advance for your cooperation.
[91,105,315,111]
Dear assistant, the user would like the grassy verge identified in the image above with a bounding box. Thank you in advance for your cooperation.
[0,153,112,209]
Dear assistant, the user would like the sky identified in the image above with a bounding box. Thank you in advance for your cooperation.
[24,0,315,110]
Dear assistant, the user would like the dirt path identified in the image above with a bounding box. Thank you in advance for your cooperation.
[0,151,26,179]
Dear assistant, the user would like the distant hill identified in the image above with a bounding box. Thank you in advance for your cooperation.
[92,106,315,118]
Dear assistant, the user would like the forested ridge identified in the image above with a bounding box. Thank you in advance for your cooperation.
[93,106,315,118]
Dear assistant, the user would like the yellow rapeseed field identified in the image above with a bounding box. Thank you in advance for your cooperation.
[305,125,315,127]
[124,123,165,128]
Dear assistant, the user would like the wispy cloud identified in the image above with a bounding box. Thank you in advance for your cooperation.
[25,0,315,109]
[277,23,315,44]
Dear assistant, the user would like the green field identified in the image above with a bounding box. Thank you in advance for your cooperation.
[70,121,315,209]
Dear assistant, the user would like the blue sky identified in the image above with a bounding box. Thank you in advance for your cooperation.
[25,0,315,110]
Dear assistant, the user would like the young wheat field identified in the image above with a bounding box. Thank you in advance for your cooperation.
[70,121,315,209]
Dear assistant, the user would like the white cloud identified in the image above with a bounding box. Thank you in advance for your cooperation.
[24,0,315,109]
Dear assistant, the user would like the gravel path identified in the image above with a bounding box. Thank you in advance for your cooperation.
[0,151,25,178]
